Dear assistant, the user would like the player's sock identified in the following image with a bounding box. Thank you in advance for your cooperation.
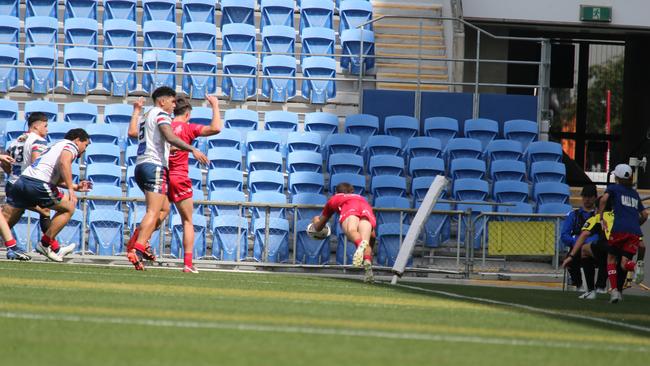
[354,238,362,248]
[184,252,193,267]
[363,254,372,262]
[127,228,140,251]
[4,238,16,249]
[607,263,618,290]
[582,257,596,291]
[39,216,51,234]
[617,269,628,291]
[624,261,636,271]
[41,234,59,252]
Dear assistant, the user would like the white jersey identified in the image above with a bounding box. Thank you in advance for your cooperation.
[22,139,79,185]
[6,132,47,184]
[135,106,172,168]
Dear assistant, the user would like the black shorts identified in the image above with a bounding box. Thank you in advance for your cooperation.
[590,240,609,261]
[608,244,634,260]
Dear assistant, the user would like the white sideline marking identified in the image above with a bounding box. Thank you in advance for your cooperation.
[0,311,646,353]
[395,283,650,334]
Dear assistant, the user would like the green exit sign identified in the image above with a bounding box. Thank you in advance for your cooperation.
[580,5,612,22]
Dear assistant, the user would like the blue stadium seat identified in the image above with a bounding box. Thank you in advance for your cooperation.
[409,156,445,178]
[247,150,283,172]
[324,133,361,160]
[85,143,120,164]
[371,175,406,200]
[376,223,410,267]
[457,202,492,249]
[188,166,203,190]
[300,26,335,63]
[404,136,442,161]
[0,0,17,17]
[287,132,321,154]
[486,139,523,162]
[341,29,375,74]
[47,123,74,143]
[295,218,330,265]
[453,178,489,201]
[530,161,566,183]
[253,217,290,263]
[88,209,124,256]
[263,110,298,155]
[533,182,570,204]
[369,155,404,177]
[497,202,534,220]
[450,158,486,180]
[247,130,282,153]
[63,102,97,124]
[249,192,287,227]
[301,56,337,104]
[3,120,26,146]
[493,180,529,203]
[63,48,98,95]
[208,168,243,192]
[125,144,138,166]
[329,173,365,195]
[143,50,177,93]
[170,214,207,259]
[207,128,241,150]
[209,190,246,219]
[186,107,211,126]
[248,170,285,193]
[182,0,216,26]
[221,110,255,150]
[288,171,324,195]
[104,103,132,124]
[384,115,418,149]
[212,215,248,261]
[424,116,458,147]
[287,151,322,173]
[222,53,257,102]
[292,192,326,220]
[334,219,354,265]
[126,166,137,189]
[182,22,217,53]
[262,25,295,59]
[208,147,242,170]
[340,0,373,34]
[222,23,256,57]
[26,0,56,18]
[103,0,136,21]
[25,16,58,47]
[365,135,402,166]
[102,49,137,96]
[261,0,294,29]
[143,0,175,22]
[87,184,122,211]
[262,55,297,103]
[421,201,452,247]
[300,0,333,33]
[527,141,563,164]
[71,163,81,184]
[64,18,98,49]
[0,99,17,122]
[328,153,363,174]
[411,176,435,205]
[65,0,98,20]
[86,163,122,186]
[304,112,338,146]
[504,119,538,152]
[445,138,483,161]
[143,20,177,52]
[25,100,58,122]
[221,0,255,28]
[344,114,378,148]
[0,16,19,47]
[374,196,411,225]
[57,211,83,251]
[182,52,218,99]
[490,160,526,182]
[131,209,162,256]
[537,202,572,215]
[103,19,137,48]
[464,118,499,151]
[86,123,120,145]
[24,46,57,94]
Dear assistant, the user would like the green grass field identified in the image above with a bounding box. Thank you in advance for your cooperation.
[1,261,649,366]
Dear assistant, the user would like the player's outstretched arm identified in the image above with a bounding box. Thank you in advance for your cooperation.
[159,124,209,165]
[200,95,222,137]
[127,97,145,139]
[311,215,330,232]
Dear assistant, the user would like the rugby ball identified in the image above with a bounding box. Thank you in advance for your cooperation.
[306,223,331,240]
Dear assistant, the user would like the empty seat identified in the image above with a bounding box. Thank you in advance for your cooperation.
[65,0,98,20]
[344,114,378,148]
[262,55,297,103]
[369,155,404,177]
[453,178,489,201]
[537,202,572,215]
[411,176,435,205]
[208,147,242,170]
[376,223,410,267]
[181,0,216,26]
[445,138,483,161]
[26,0,56,18]
[328,153,363,174]
[25,100,58,122]
[247,130,282,153]
[295,218,330,265]
[64,102,98,124]
[300,0,333,33]
[504,119,538,152]
[24,47,57,94]
[527,141,563,164]
[329,173,365,195]
[457,202,492,249]
[103,0,136,21]
[103,49,137,96]
[143,50,177,93]
[0,0,18,17]
[464,118,499,151]
[384,115,419,149]
[253,217,290,263]
[170,213,207,259]
[404,136,442,161]
[287,131,321,153]
[208,189,246,218]
[248,170,285,193]
[222,23,256,57]
[304,112,338,146]
[86,184,123,211]
[104,103,132,124]
[324,133,361,160]
[300,26,335,63]
[262,25,295,59]
[0,16,19,47]
[409,157,445,178]
[0,46,19,92]
[371,175,407,200]
[249,192,286,223]
[88,209,124,256]
[424,116,458,147]
[103,19,137,48]
[288,171,324,195]
[222,54,257,102]
[86,163,122,186]
[301,56,337,104]
[182,52,218,99]
[247,150,283,172]
[57,211,83,250]
[422,201,452,247]
[261,0,294,29]
[493,180,529,203]
[63,48,98,95]
[47,123,74,142]
[207,128,241,150]
[125,144,138,166]
[4,120,27,144]
[287,151,322,173]
[450,158,486,180]
[187,108,212,127]
[533,182,570,204]
[221,0,255,28]
[0,99,17,122]
[497,202,534,219]
[374,196,411,225]
[212,215,248,261]
[340,1,373,34]
[530,161,566,183]
[64,18,98,49]
[143,0,175,22]
[292,192,326,220]
[486,139,523,162]
[208,168,243,192]
[365,135,402,164]
[26,16,58,47]
[143,20,177,51]
[340,29,375,74]
[263,111,298,155]
[490,160,526,182]
[183,22,217,52]
[221,109,256,149]
[86,124,120,145]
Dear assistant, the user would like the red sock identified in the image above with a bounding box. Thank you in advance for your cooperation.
[607,263,618,290]
[134,242,146,253]
[5,238,16,248]
[127,228,140,251]
[41,235,59,251]
[354,238,362,248]
[624,261,637,271]
[184,252,193,267]
[363,254,372,262]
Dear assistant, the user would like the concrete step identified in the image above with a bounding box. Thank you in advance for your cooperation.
[374,33,444,45]
[375,62,448,75]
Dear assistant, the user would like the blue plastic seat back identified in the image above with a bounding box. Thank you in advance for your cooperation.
[246,130,282,154]
[365,135,402,163]
[183,22,217,52]
[409,157,445,178]
[212,215,248,261]
[376,223,410,267]
[340,29,375,74]
[530,161,566,183]
[86,163,122,186]
[527,141,563,164]
[103,0,136,21]
[143,0,176,22]
[87,184,122,211]
[304,112,338,145]
[424,117,458,147]
[263,110,298,153]
[295,218,330,265]
[384,115,419,149]
[344,114,379,148]
[182,0,216,26]
[328,153,363,175]
[86,122,120,145]
[405,136,441,160]
[142,50,177,93]
[300,0,333,32]
[324,133,361,160]
[493,180,529,203]
[143,20,177,50]
[300,26,335,63]
[504,119,538,152]
[339,0,372,34]
[104,103,133,124]
[209,190,246,217]
[247,150,283,172]
[57,211,83,249]
[261,0,294,29]
[88,209,124,256]
[222,23,256,56]
[207,128,241,150]
[533,182,570,204]
[371,175,406,200]
[0,99,18,122]
[253,217,290,262]
[445,138,483,161]
[65,0,98,20]
[64,18,98,49]
[208,148,242,170]
[490,160,526,182]
[457,202,493,248]
[288,171,324,195]
[47,123,75,143]
[250,191,287,220]
[208,168,243,192]
[453,178,489,201]
[450,158,486,180]
[187,106,212,126]
[63,102,98,124]
[26,16,58,47]
[0,0,18,17]
[103,19,137,47]
[182,51,218,99]
[125,144,138,166]
[170,214,207,259]
[26,0,57,18]
[287,131,321,154]
[248,170,285,193]
[464,118,499,151]
[85,143,121,165]
[301,56,336,104]
[25,100,58,122]
[64,47,98,95]
[421,201,453,247]
[224,109,258,147]
[262,55,297,103]
[221,0,256,28]
[486,139,523,162]
[222,53,257,102]
[369,155,404,177]
[375,196,411,225]
[262,25,296,58]
[287,150,322,173]
[0,16,19,47]
[537,202,572,215]
[4,120,26,144]
[24,46,58,93]
[411,176,435,205]
[11,209,40,252]
[329,173,366,195]
[102,49,138,96]
[292,193,326,220]
[497,202,534,222]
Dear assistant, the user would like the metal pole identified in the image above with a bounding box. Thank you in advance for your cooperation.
[466,209,474,278]
[537,39,552,139]
[415,21,424,121]
[456,213,461,268]
[292,208,298,264]
[358,27,365,113]
[263,207,270,262]
[26,215,31,252]
[81,198,88,255]
[472,31,481,119]
[236,205,242,262]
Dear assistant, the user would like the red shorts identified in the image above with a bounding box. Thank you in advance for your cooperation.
[608,233,641,255]
[167,175,193,203]
[338,204,377,229]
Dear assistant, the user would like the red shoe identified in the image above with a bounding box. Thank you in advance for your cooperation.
[126,228,139,253]
[141,244,157,262]
[126,250,145,271]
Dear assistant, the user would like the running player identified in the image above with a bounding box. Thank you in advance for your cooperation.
[125,86,209,271]
[598,164,648,303]
[2,128,92,262]
[311,182,377,282]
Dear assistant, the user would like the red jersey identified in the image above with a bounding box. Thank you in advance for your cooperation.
[168,120,204,176]
[322,193,376,228]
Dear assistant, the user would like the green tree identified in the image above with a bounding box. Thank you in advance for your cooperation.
[587,55,624,134]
